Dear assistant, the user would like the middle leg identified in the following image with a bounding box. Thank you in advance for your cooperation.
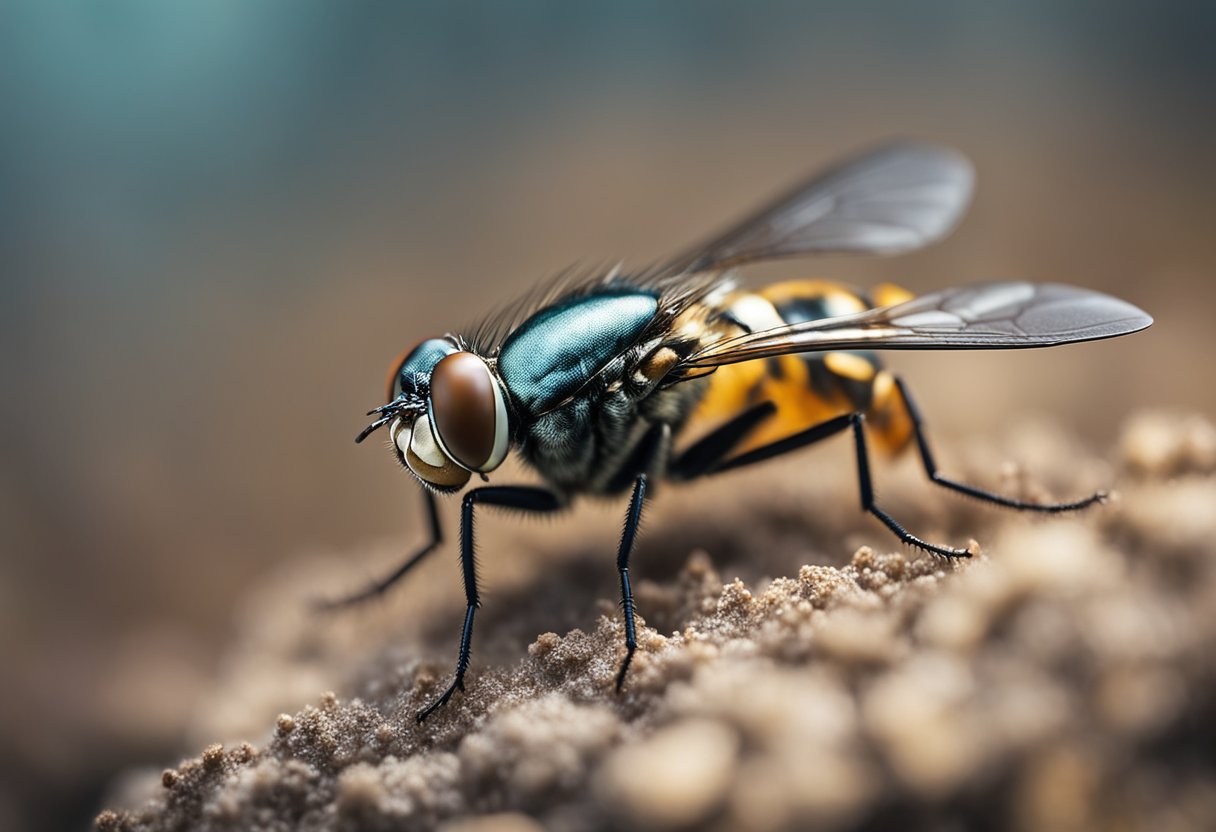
[610,422,671,693]
[614,473,647,692]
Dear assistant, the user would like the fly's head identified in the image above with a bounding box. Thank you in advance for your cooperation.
[357,338,511,492]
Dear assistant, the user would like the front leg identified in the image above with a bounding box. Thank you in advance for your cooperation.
[315,490,443,609]
[416,485,562,723]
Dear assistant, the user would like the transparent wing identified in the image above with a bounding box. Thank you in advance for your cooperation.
[678,282,1153,371]
[664,141,975,275]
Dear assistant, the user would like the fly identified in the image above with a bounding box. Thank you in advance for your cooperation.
[337,141,1152,722]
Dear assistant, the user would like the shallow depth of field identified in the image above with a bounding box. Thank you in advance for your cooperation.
[2,4,1214,831]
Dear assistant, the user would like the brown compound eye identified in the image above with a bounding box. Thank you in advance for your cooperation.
[428,352,510,473]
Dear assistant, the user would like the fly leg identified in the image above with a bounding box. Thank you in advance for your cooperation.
[668,401,777,480]
[614,474,647,693]
[893,377,1106,511]
[611,422,671,693]
[417,486,562,722]
[674,410,973,558]
[315,490,443,609]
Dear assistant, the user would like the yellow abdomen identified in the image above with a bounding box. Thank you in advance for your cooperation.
[689,280,916,456]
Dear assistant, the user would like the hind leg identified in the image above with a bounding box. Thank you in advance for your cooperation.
[673,407,974,558]
[875,374,1105,512]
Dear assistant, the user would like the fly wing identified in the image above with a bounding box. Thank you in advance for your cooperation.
[664,141,975,275]
[677,282,1153,371]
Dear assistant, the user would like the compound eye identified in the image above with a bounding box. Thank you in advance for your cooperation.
[428,352,510,473]
[385,338,458,403]
[385,344,418,404]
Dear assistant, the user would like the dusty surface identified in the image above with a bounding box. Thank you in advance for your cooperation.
[97,412,1216,831]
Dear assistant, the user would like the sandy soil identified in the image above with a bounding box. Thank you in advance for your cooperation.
[96,411,1216,831]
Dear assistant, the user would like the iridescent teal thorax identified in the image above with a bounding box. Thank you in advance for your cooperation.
[497,289,659,417]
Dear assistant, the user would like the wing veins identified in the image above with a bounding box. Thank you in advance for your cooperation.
[676,282,1152,372]
[660,141,976,275]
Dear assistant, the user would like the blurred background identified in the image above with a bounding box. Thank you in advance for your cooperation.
[1,2,1213,829]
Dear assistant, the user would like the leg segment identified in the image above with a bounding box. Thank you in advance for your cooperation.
[315,490,443,610]
[669,401,777,480]
[681,411,973,558]
[894,377,1106,512]
[614,473,648,693]
[417,485,561,722]
[608,421,671,693]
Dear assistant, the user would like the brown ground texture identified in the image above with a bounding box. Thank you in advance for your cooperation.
[97,411,1216,832]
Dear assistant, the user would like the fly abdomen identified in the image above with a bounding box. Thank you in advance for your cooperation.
[687,279,916,456]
